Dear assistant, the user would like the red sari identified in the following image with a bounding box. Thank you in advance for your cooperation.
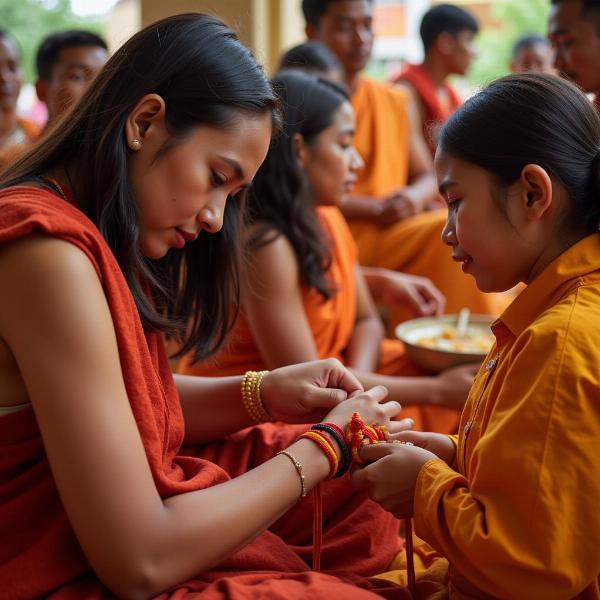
[0,187,409,599]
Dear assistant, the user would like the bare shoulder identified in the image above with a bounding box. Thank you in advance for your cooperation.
[0,234,109,354]
[0,234,97,284]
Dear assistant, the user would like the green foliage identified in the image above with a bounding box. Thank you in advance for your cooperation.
[0,0,104,82]
[467,0,552,87]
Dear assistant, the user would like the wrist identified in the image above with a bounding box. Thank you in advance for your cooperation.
[312,423,350,477]
[427,377,445,406]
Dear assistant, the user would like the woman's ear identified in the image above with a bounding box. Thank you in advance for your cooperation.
[293,132,308,168]
[124,93,167,151]
[519,164,553,221]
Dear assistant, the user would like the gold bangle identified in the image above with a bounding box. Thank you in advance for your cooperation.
[241,370,272,423]
[277,449,307,498]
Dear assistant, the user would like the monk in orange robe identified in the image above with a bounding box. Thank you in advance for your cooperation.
[304,0,500,328]
[392,4,478,156]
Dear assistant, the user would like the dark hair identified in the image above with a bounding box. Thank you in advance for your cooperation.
[278,41,342,76]
[512,34,550,58]
[439,73,600,234]
[248,70,349,299]
[551,0,600,36]
[420,4,479,51]
[1,13,279,361]
[36,30,108,81]
[302,0,373,27]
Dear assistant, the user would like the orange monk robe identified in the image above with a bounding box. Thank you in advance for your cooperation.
[179,206,461,434]
[376,233,600,598]
[349,77,501,325]
[0,188,409,600]
[392,63,461,157]
[0,117,41,173]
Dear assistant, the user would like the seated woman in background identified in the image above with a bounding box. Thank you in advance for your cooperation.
[0,15,411,600]
[178,71,477,433]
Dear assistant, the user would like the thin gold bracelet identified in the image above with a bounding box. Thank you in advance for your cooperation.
[241,370,272,423]
[277,449,307,498]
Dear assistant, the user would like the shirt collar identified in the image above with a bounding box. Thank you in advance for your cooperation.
[499,233,600,337]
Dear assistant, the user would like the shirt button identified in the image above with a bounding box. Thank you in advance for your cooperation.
[486,358,497,371]
[463,421,472,435]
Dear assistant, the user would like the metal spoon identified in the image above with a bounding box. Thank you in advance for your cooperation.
[456,307,471,338]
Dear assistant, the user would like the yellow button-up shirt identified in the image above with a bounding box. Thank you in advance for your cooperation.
[414,233,600,599]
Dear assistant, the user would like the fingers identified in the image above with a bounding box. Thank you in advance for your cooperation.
[305,385,348,409]
[359,384,389,403]
[418,282,446,316]
[388,430,429,446]
[387,417,414,433]
[357,442,398,463]
[323,357,363,396]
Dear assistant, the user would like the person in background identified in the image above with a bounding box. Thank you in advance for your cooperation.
[179,70,477,433]
[0,30,40,171]
[35,29,108,130]
[549,0,600,112]
[279,40,344,82]
[510,34,554,74]
[393,4,479,157]
[302,0,500,328]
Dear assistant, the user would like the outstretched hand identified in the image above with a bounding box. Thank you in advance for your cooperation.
[434,363,479,410]
[379,271,445,317]
[260,358,364,423]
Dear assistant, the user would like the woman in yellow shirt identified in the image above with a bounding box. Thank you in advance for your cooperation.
[353,73,600,598]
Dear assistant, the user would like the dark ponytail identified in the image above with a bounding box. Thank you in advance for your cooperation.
[439,73,600,234]
[247,70,349,300]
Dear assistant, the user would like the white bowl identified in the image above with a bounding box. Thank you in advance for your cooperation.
[395,314,495,373]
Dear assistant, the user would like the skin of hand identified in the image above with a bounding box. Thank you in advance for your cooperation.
[378,271,446,317]
[259,358,368,423]
[433,363,479,411]
[351,441,438,518]
[389,430,457,466]
[376,187,423,226]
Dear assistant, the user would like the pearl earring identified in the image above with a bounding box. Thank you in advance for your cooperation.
[130,138,142,151]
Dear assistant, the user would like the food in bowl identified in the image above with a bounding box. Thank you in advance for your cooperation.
[416,325,495,354]
[395,315,496,373]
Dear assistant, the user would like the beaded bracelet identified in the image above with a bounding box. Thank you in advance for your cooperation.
[311,423,351,477]
[241,370,272,423]
[299,430,339,480]
[277,449,307,498]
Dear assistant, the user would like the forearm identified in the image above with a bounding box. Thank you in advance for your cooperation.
[352,370,441,406]
[175,374,253,444]
[344,317,384,371]
[110,439,330,599]
[360,266,388,303]
[414,460,596,599]
[340,195,382,221]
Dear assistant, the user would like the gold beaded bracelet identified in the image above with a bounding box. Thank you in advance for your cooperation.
[241,370,272,423]
[277,449,307,498]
